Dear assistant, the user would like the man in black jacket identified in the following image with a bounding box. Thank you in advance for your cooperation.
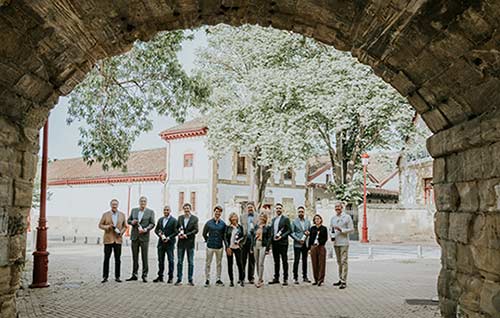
[153,205,178,283]
[175,203,199,286]
[269,203,292,286]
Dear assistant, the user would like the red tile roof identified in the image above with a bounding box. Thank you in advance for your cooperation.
[48,148,166,186]
[159,118,207,140]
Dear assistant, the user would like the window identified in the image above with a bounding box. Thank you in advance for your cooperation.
[284,168,293,180]
[183,153,193,168]
[190,192,196,211]
[178,192,184,212]
[424,178,433,204]
[237,153,247,175]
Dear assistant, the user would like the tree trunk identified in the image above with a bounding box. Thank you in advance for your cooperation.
[254,163,271,209]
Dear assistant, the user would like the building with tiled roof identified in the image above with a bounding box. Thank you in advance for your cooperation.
[48,148,166,186]
[46,148,167,219]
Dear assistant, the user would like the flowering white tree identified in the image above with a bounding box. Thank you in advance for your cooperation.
[196,25,416,204]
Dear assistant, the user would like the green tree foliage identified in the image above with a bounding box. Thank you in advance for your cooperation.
[67,31,209,170]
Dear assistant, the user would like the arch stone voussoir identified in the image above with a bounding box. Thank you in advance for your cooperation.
[1,1,500,317]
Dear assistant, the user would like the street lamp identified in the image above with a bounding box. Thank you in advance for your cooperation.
[30,118,50,288]
[361,153,369,243]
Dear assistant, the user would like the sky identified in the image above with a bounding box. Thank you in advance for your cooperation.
[44,29,208,160]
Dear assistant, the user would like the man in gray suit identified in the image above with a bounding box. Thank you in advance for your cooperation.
[126,196,155,283]
[290,206,311,284]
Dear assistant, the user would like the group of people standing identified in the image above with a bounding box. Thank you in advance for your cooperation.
[98,197,354,289]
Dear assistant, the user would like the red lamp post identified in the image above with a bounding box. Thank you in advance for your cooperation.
[361,153,370,244]
[30,119,50,288]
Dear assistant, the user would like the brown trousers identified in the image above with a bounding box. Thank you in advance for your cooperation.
[310,245,326,283]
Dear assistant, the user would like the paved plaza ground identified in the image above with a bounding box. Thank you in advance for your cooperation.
[17,242,441,318]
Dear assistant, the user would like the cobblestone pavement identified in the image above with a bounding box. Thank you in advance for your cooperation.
[17,243,441,318]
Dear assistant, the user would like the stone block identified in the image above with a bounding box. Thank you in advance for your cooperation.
[470,214,500,251]
[433,157,446,184]
[448,212,473,244]
[441,240,457,270]
[421,108,450,133]
[434,183,459,212]
[13,179,33,208]
[407,91,431,113]
[456,182,479,212]
[456,243,478,274]
[21,152,37,181]
[0,266,11,295]
[478,178,500,212]
[456,273,482,313]
[435,211,449,241]
[0,237,8,267]
[471,245,500,282]
[0,177,12,207]
[480,112,500,143]
[462,148,483,181]
[390,71,416,96]
[479,280,500,317]
[446,153,464,183]
[8,234,25,264]
[438,267,459,300]
[0,117,19,146]
[482,142,500,179]
[13,73,53,102]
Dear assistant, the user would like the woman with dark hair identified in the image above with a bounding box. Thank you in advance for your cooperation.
[225,212,246,287]
[309,214,328,286]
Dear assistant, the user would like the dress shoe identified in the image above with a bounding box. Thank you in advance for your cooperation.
[303,278,311,283]
[230,281,234,287]
[153,277,164,283]
[312,281,318,286]
[216,280,224,286]
[142,277,148,283]
[101,278,108,283]
[294,280,299,285]
[268,279,280,285]
[339,283,347,289]
[318,281,323,287]
[174,280,182,286]
[204,280,210,287]
[282,280,288,286]
[115,278,122,283]
[333,281,342,286]
[188,281,194,286]
[167,279,173,284]
[248,279,255,284]
[126,276,138,281]
[239,281,244,287]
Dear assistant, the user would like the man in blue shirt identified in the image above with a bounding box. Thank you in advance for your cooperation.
[202,205,226,287]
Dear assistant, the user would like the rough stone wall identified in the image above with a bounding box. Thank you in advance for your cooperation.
[0,116,38,318]
[429,109,500,317]
[0,1,499,317]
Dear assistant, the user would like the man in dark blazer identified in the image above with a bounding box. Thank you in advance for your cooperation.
[126,196,155,283]
[153,205,178,283]
[269,203,292,286]
[175,202,199,286]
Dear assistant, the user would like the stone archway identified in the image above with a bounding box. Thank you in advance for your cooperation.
[1,1,499,317]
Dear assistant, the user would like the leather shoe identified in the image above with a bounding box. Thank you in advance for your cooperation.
[142,277,148,283]
[115,278,122,283]
[153,277,164,283]
[126,276,138,281]
[268,279,280,285]
[101,278,108,283]
[333,281,342,286]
